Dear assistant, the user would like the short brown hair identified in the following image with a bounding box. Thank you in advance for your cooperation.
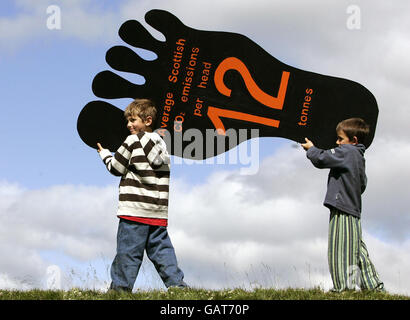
[124,98,157,126]
[336,118,370,144]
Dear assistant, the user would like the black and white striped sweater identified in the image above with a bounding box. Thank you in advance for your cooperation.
[99,132,170,220]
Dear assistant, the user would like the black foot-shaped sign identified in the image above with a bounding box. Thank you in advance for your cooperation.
[77,9,378,158]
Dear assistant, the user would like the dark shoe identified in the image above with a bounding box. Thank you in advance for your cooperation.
[168,281,189,289]
[109,283,132,293]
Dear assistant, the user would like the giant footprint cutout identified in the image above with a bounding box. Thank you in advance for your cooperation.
[77,9,378,157]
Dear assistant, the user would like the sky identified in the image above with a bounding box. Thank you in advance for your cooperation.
[1,0,410,294]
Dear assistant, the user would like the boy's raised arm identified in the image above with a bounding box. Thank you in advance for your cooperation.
[306,145,347,169]
[97,136,136,176]
[301,137,347,169]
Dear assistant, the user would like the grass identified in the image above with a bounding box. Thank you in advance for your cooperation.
[0,287,409,300]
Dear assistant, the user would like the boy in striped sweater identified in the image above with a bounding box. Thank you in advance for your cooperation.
[97,98,187,292]
[301,118,384,292]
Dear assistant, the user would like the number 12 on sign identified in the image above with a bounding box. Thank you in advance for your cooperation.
[208,57,290,135]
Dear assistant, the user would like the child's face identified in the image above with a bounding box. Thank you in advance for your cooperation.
[336,130,357,146]
[126,114,152,134]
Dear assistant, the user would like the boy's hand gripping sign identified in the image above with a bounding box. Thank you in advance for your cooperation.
[77,9,378,158]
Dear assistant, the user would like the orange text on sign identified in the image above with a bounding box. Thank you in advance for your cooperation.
[209,57,290,134]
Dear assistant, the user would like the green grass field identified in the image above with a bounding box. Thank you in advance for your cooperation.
[0,287,409,300]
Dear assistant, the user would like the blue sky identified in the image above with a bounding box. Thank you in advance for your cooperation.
[1,38,98,187]
[1,0,410,294]
[0,2,286,188]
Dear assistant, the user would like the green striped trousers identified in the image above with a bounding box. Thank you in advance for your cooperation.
[328,208,384,292]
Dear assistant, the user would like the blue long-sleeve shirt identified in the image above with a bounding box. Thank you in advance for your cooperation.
[306,143,367,217]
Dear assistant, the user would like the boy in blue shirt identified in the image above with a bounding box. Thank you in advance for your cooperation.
[302,118,384,292]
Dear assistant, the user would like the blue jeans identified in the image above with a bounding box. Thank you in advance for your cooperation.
[110,219,186,291]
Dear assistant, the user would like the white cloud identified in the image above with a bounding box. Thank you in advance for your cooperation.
[0,273,33,291]
[0,183,118,259]
[0,139,409,294]
[0,0,121,52]
[167,142,410,294]
[0,181,118,289]
[363,139,410,241]
[1,0,410,295]
[63,147,406,293]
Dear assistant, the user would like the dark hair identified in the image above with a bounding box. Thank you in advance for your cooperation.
[336,118,370,144]
[124,98,157,126]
